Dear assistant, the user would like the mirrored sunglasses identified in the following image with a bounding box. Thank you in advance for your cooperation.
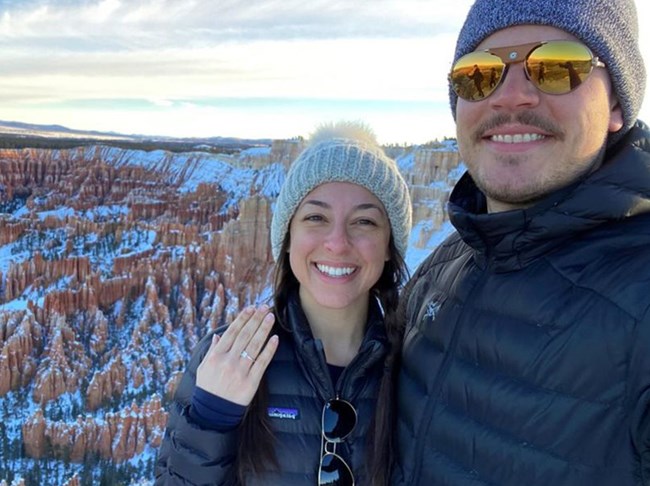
[450,39,606,101]
[318,398,357,486]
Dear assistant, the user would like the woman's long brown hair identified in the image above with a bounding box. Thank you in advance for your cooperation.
[237,233,408,485]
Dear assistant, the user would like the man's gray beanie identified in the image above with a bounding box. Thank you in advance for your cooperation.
[450,0,646,146]
[271,121,412,261]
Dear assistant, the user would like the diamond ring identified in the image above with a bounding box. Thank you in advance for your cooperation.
[240,350,255,362]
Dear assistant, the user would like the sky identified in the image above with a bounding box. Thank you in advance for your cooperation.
[0,0,649,145]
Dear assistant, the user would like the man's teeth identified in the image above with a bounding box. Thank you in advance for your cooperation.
[316,264,355,277]
[490,133,545,143]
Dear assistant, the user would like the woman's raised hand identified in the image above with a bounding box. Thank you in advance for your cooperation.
[196,305,279,406]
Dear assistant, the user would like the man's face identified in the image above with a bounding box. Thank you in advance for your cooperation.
[455,25,624,213]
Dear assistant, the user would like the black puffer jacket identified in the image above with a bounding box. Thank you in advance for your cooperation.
[155,292,388,485]
[394,122,650,486]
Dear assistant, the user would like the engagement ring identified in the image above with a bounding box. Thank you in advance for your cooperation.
[240,350,255,362]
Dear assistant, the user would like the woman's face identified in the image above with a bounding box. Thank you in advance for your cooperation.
[288,182,391,313]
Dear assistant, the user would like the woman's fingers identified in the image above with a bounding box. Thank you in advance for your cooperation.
[239,311,275,362]
[214,306,255,351]
[230,305,272,356]
[195,305,278,406]
[248,334,279,381]
[199,333,221,362]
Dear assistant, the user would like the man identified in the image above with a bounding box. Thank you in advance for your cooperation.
[395,0,650,485]
[536,61,545,84]
[468,64,486,98]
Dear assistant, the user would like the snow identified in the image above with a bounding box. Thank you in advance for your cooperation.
[0,240,31,274]
[396,150,416,172]
[117,230,157,257]
[256,162,285,199]
[36,207,76,221]
[12,205,30,218]
[83,205,130,221]
[0,297,29,312]
[240,146,272,156]
[92,145,266,199]
[405,220,457,274]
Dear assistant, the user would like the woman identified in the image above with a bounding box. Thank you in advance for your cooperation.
[155,121,412,485]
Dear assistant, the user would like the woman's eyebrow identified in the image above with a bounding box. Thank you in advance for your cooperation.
[299,200,383,212]
[300,199,329,209]
[355,203,384,212]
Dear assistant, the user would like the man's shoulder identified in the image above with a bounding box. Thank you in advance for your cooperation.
[401,230,471,307]
[553,214,650,319]
[412,230,468,278]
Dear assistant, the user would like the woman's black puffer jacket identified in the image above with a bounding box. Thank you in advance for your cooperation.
[155,292,388,485]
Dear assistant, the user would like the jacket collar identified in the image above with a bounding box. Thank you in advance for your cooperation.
[284,289,387,347]
[283,289,388,399]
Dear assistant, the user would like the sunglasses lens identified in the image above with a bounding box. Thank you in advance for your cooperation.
[527,41,596,94]
[450,51,504,101]
[322,399,357,442]
[319,453,354,486]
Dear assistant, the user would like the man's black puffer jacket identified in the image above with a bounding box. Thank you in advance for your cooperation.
[155,292,388,485]
[394,122,650,486]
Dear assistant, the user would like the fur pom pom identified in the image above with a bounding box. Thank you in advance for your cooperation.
[308,120,378,148]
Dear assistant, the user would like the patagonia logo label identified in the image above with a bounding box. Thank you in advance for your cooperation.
[267,407,300,420]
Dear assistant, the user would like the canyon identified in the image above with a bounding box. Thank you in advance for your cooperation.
[0,138,461,484]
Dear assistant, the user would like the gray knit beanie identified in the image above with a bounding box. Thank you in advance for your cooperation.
[450,0,646,146]
[271,121,412,261]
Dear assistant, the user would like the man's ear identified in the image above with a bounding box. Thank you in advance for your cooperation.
[608,96,624,133]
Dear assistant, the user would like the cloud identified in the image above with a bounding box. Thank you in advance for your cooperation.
[0,0,470,112]
[2,0,646,144]
[0,0,469,49]
[0,35,455,107]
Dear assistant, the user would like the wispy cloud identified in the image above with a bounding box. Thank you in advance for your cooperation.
[0,0,464,98]
[0,0,466,47]
[0,0,463,105]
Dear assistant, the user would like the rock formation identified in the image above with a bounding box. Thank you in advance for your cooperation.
[22,395,167,463]
[0,140,461,483]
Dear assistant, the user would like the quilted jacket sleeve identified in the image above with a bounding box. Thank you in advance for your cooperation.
[154,332,239,486]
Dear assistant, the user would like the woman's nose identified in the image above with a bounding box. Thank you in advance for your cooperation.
[324,224,351,253]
